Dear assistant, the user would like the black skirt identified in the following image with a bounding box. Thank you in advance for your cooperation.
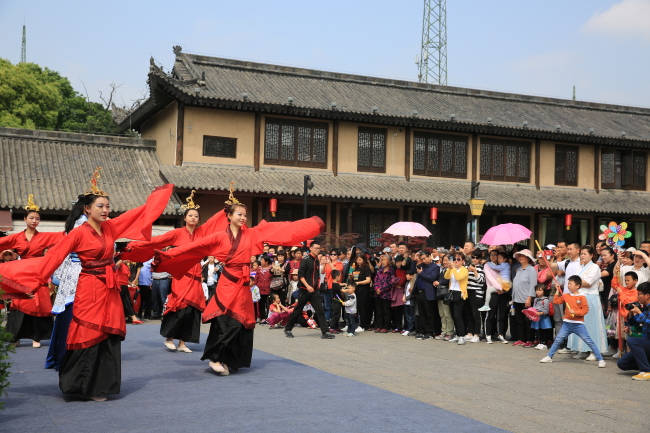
[59,334,121,398]
[201,314,254,371]
[160,306,201,344]
[6,309,53,342]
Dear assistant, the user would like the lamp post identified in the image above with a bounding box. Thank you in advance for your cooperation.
[468,181,485,244]
[303,175,314,219]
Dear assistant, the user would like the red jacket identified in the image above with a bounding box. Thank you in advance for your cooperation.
[255,266,273,295]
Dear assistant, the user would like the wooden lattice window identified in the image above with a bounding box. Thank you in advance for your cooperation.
[352,208,398,246]
[264,118,328,168]
[203,136,237,158]
[358,127,387,173]
[413,132,467,178]
[480,139,531,183]
[555,145,578,186]
[601,149,646,191]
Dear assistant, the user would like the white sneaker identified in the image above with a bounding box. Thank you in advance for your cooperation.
[613,351,621,359]
[401,330,410,336]
[573,352,588,359]
[477,305,491,312]
[340,326,348,332]
[457,337,466,345]
[585,353,597,361]
[536,344,547,350]
[449,335,460,342]
[486,336,493,344]
[598,360,606,368]
[540,356,553,363]
[557,348,572,354]
[164,340,176,350]
[498,335,508,344]
[355,327,364,333]
[469,335,480,343]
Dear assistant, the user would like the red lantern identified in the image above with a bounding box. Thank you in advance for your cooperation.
[565,214,572,230]
[269,198,277,217]
[430,207,437,225]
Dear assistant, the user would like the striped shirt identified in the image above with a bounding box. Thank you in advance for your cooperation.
[467,264,485,296]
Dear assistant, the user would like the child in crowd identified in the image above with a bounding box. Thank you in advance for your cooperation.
[531,284,552,350]
[344,282,357,336]
[402,271,415,336]
[478,251,511,312]
[250,260,260,280]
[287,269,300,304]
[609,271,639,356]
[267,293,291,329]
[329,269,346,332]
[540,275,606,367]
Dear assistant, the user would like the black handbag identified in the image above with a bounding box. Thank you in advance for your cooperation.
[442,290,454,305]
[436,285,449,298]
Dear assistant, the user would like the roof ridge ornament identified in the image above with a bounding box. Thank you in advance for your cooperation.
[173,45,183,55]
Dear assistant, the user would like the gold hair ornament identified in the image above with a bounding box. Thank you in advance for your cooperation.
[224,182,240,206]
[85,167,108,197]
[181,190,200,210]
[24,194,40,212]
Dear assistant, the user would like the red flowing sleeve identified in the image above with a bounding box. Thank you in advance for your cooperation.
[252,216,325,247]
[155,232,228,280]
[105,184,173,241]
[37,231,66,250]
[194,210,229,238]
[0,233,21,253]
[118,229,180,262]
[0,229,82,298]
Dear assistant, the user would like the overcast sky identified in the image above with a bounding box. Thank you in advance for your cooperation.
[1,0,648,109]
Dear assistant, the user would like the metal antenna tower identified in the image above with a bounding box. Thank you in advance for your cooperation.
[416,0,447,85]
[20,18,26,63]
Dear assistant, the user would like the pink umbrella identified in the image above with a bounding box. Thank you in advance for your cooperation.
[384,222,432,237]
[481,223,531,245]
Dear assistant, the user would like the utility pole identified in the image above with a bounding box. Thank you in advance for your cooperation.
[416,0,447,85]
[20,19,26,63]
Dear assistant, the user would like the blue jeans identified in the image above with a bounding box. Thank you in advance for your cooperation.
[345,312,356,335]
[151,278,171,318]
[617,337,650,372]
[548,322,603,361]
[323,289,332,322]
[403,304,415,332]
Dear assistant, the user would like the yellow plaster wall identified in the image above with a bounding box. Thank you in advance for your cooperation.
[182,107,255,165]
[338,122,405,176]
[140,101,177,166]
[539,141,595,189]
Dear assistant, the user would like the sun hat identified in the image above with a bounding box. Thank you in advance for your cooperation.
[291,269,298,275]
[513,249,536,262]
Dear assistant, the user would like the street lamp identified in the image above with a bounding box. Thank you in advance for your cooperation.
[303,175,314,219]
[468,181,485,243]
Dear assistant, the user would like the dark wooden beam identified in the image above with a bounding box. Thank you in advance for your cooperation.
[405,126,411,181]
[472,133,478,182]
[594,144,600,193]
[535,138,541,190]
[347,206,352,234]
[175,102,185,166]
[332,120,339,176]
[254,112,261,172]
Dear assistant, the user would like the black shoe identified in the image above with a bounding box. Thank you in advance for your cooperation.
[422,334,433,340]
[321,332,335,339]
[416,334,424,340]
[284,330,294,338]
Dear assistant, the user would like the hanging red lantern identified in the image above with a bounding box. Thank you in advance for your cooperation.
[269,198,277,217]
[430,207,438,225]
[565,214,572,230]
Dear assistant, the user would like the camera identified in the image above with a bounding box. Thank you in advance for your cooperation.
[625,301,643,311]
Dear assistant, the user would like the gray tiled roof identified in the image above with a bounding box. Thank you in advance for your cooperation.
[120,48,650,144]
[160,163,650,215]
[0,127,181,214]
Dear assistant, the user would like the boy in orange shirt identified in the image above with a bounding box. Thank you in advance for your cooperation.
[540,275,606,367]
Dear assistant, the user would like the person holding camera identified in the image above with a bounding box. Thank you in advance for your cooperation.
[617,282,650,380]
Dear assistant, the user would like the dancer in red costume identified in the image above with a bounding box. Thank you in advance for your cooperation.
[119,190,227,353]
[0,168,173,401]
[1,195,64,348]
[155,186,324,375]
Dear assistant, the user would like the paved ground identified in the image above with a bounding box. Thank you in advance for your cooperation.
[247,323,650,433]
[1,323,505,433]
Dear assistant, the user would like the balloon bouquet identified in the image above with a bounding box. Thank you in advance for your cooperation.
[600,221,633,356]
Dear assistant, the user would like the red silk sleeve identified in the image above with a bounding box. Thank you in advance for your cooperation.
[194,210,229,237]
[254,216,325,247]
[0,233,22,254]
[106,184,173,241]
[155,232,227,279]
[118,229,180,262]
[0,230,82,297]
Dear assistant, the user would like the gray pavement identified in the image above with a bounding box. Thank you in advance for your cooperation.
[221,323,650,433]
